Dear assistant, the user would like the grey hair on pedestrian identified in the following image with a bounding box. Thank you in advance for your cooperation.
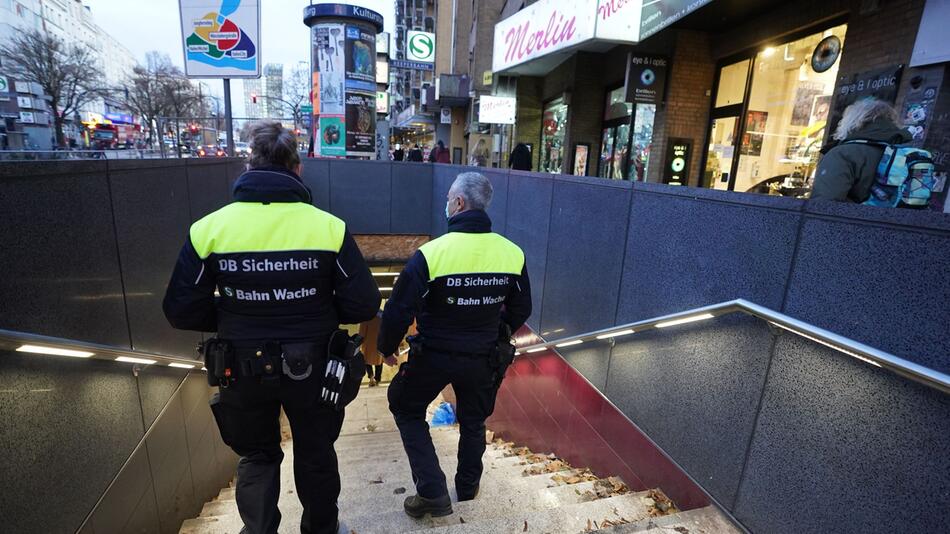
[833,98,901,141]
[450,172,493,210]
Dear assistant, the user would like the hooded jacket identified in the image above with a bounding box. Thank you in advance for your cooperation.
[163,165,381,343]
[811,118,913,203]
[377,209,532,356]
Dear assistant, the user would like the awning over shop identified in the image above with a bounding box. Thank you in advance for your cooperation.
[393,104,434,129]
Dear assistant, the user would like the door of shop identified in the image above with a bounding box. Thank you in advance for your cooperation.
[599,119,631,180]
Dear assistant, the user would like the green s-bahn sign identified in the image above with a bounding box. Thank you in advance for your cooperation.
[407,31,435,63]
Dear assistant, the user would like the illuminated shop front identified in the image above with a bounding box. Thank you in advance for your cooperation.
[703,23,848,197]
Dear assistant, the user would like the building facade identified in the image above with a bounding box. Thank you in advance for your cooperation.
[0,0,138,148]
[243,78,263,120]
[263,63,284,120]
[390,0,437,150]
[482,0,949,211]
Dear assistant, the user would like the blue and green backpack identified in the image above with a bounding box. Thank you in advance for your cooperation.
[843,140,936,208]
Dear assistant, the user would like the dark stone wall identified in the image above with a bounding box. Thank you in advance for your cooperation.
[0,159,242,533]
[2,156,948,533]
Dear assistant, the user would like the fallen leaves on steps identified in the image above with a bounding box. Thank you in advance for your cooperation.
[550,469,600,486]
[645,488,679,517]
[580,476,630,501]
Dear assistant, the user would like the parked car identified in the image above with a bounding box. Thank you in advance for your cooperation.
[234,141,250,157]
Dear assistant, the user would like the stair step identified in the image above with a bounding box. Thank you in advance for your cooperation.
[182,420,721,534]
[344,493,657,534]
[590,506,742,533]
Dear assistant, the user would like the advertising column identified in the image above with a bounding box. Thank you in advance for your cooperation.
[304,4,383,158]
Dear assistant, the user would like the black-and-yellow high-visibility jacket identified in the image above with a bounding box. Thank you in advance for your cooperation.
[378,209,531,356]
[163,166,381,343]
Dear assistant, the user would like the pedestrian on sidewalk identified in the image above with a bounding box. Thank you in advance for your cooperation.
[812,98,912,203]
[378,171,532,519]
[360,315,384,386]
[508,142,531,171]
[429,140,451,163]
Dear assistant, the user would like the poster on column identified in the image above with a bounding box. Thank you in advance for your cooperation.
[344,25,376,93]
[314,24,345,115]
[345,93,375,156]
[319,115,345,157]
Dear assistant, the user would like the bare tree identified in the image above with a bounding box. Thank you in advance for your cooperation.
[121,52,177,152]
[0,30,104,147]
[258,65,310,130]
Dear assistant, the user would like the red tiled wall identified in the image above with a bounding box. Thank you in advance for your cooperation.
[487,348,711,511]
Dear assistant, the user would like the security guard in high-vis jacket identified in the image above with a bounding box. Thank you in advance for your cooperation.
[378,172,532,518]
[163,122,380,534]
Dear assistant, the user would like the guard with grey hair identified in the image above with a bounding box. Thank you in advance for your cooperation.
[378,172,532,518]
[164,121,380,534]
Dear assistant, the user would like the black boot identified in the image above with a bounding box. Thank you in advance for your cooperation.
[456,484,480,502]
[403,494,453,518]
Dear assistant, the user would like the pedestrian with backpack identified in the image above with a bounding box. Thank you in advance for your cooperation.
[812,98,935,208]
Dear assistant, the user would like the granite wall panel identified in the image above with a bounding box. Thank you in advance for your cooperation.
[734,333,950,533]
[504,171,553,332]
[137,365,189,428]
[145,394,198,534]
[0,351,144,533]
[617,184,803,323]
[108,160,199,357]
[301,157,331,211]
[784,202,950,373]
[0,161,129,346]
[390,162,432,235]
[557,343,611,393]
[604,314,773,508]
[186,159,232,220]
[540,177,632,337]
[329,159,392,234]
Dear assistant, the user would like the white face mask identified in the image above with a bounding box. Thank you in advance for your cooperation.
[445,197,458,219]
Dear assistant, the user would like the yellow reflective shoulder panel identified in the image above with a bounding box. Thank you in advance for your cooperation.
[419,232,525,281]
[190,202,346,259]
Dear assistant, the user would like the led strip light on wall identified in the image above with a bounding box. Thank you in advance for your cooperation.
[515,299,950,395]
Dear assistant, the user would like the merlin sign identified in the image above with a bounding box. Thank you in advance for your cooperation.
[492,0,715,73]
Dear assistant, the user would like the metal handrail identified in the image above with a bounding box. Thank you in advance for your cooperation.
[0,328,203,369]
[515,299,950,395]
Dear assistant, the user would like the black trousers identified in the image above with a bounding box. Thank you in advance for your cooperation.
[365,364,382,382]
[210,373,344,534]
[387,349,498,499]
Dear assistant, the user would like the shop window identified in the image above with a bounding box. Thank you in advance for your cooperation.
[703,24,847,196]
[540,97,568,174]
[715,60,750,108]
[629,104,656,181]
[598,85,655,181]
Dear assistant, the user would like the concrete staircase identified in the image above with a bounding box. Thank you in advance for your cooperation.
[180,386,739,534]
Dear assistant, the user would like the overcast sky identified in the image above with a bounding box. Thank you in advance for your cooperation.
[83,0,395,116]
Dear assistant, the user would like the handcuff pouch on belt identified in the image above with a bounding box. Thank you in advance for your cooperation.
[490,323,516,388]
[281,341,318,381]
[319,329,365,411]
[200,338,235,387]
